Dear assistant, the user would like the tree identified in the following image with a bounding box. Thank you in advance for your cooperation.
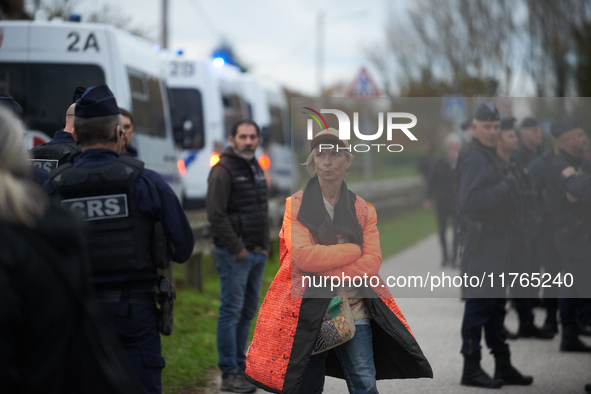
[21,0,151,40]
[370,0,591,98]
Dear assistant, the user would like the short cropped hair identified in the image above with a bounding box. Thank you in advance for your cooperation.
[230,119,260,138]
[74,114,122,146]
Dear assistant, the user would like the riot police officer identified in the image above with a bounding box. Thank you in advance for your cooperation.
[529,131,562,334]
[30,86,86,174]
[457,103,533,388]
[546,119,591,352]
[45,85,195,393]
[511,117,542,169]
[499,117,553,339]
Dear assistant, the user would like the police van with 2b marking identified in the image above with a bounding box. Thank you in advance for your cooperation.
[162,55,225,208]
[0,19,184,199]
[163,53,295,207]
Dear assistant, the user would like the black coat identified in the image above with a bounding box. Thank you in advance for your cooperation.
[0,200,141,394]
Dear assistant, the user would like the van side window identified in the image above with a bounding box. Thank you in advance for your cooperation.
[268,106,286,145]
[168,87,205,150]
[222,94,244,138]
[0,63,104,138]
[127,67,166,138]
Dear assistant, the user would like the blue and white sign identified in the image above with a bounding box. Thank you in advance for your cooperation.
[443,95,466,121]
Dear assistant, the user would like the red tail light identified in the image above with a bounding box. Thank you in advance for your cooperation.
[177,159,187,177]
[258,153,271,170]
[210,152,221,167]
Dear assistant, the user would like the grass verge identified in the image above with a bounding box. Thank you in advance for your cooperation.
[162,207,436,393]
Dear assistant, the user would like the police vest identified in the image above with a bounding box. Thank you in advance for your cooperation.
[50,155,156,275]
[30,142,81,174]
[214,154,268,249]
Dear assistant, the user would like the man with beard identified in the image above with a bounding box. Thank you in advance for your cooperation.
[206,119,269,393]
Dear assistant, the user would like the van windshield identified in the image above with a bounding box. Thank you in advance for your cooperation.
[168,87,205,149]
[0,63,105,138]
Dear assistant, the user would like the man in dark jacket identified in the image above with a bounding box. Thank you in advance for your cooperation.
[30,86,85,173]
[545,119,591,353]
[206,119,269,393]
[45,85,195,394]
[457,103,533,389]
[423,133,462,267]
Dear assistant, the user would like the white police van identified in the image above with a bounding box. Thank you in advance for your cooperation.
[162,55,225,208]
[164,55,257,208]
[0,19,183,199]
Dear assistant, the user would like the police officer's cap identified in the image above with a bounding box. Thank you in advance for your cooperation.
[75,85,120,119]
[0,95,23,118]
[460,120,471,131]
[72,86,87,104]
[520,117,538,128]
[500,117,516,131]
[551,119,581,138]
[474,102,500,122]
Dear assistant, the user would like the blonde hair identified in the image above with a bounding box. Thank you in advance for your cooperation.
[0,107,48,226]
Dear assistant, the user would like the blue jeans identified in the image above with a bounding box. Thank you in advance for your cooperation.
[301,324,378,394]
[215,246,267,373]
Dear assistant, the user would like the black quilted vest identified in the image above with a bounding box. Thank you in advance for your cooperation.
[214,154,268,249]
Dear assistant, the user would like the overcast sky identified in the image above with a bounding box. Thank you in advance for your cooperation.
[41,0,403,96]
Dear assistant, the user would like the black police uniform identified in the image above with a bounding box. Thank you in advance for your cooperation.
[47,149,195,393]
[457,103,532,388]
[511,144,540,171]
[30,130,82,174]
[529,152,562,330]
[458,137,513,356]
[44,85,195,393]
[546,140,591,351]
[505,132,551,338]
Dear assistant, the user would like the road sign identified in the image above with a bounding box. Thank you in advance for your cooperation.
[346,67,382,98]
[442,95,466,121]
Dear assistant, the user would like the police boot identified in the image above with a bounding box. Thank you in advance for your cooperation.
[461,354,503,388]
[585,383,591,393]
[493,352,533,385]
[541,307,558,334]
[560,324,591,352]
[517,320,554,339]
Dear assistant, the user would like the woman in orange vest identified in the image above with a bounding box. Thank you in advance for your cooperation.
[245,128,432,393]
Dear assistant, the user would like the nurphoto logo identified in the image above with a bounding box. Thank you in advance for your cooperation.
[302,106,418,153]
